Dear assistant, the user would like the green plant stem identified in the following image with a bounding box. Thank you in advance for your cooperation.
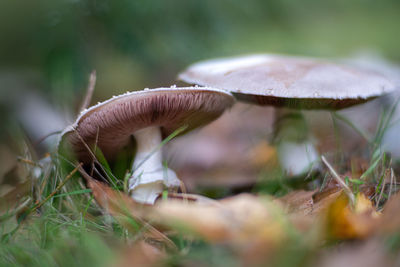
[332,112,371,143]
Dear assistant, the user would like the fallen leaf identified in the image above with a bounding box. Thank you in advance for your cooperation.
[86,171,288,247]
[275,189,341,233]
[325,193,379,240]
[275,190,315,216]
[84,174,176,249]
[276,188,343,217]
[312,189,343,215]
[379,192,400,234]
[0,180,31,213]
[154,193,287,246]
[113,240,166,267]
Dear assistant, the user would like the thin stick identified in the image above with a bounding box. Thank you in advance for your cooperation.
[17,157,42,167]
[388,168,395,200]
[80,70,97,112]
[321,155,355,206]
[31,163,82,212]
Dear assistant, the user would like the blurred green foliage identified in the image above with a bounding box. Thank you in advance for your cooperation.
[1,0,399,103]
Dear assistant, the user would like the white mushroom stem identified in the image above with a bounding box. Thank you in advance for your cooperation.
[277,141,319,177]
[274,109,320,177]
[129,126,180,204]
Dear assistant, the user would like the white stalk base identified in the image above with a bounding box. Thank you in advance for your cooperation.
[278,141,320,177]
[129,126,181,204]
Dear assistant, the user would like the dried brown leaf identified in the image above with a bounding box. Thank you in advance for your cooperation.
[276,188,343,217]
[113,241,166,267]
[312,189,343,215]
[0,180,31,212]
[275,190,315,216]
[379,192,400,234]
[85,176,176,249]
[154,194,286,245]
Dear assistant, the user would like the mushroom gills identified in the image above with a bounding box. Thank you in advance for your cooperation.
[129,126,180,204]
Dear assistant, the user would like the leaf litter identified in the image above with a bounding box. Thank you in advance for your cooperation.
[81,161,399,266]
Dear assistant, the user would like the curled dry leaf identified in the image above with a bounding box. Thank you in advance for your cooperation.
[275,188,344,217]
[154,194,287,246]
[87,173,287,247]
[312,188,343,215]
[275,190,315,216]
[85,176,176,249]
[275,189,343,233]
[325,193,379,240]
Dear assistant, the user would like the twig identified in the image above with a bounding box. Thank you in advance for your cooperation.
[31,163,82,212]
[80,70,97,112]
[389,168,395,200]
[321,155,355,206]
[17,157,42,167]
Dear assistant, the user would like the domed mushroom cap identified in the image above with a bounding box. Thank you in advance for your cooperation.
[179,54,396,109]
[60,87,234,164]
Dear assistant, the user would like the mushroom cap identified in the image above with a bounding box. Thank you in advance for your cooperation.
[179,54,396,109]
[60,87,234,164]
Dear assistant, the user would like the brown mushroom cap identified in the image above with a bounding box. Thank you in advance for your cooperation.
[179,54,396,109]
[60,87,234,164]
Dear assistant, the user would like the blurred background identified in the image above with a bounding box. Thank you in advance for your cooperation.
[1,0,399,100]
[1,0,400,194]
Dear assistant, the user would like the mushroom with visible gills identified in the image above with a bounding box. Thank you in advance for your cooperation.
[59,87,234,204]
[179,54,396,176]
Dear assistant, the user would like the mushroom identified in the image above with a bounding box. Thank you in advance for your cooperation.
[59,87,234,204]
[179,54,396,176]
